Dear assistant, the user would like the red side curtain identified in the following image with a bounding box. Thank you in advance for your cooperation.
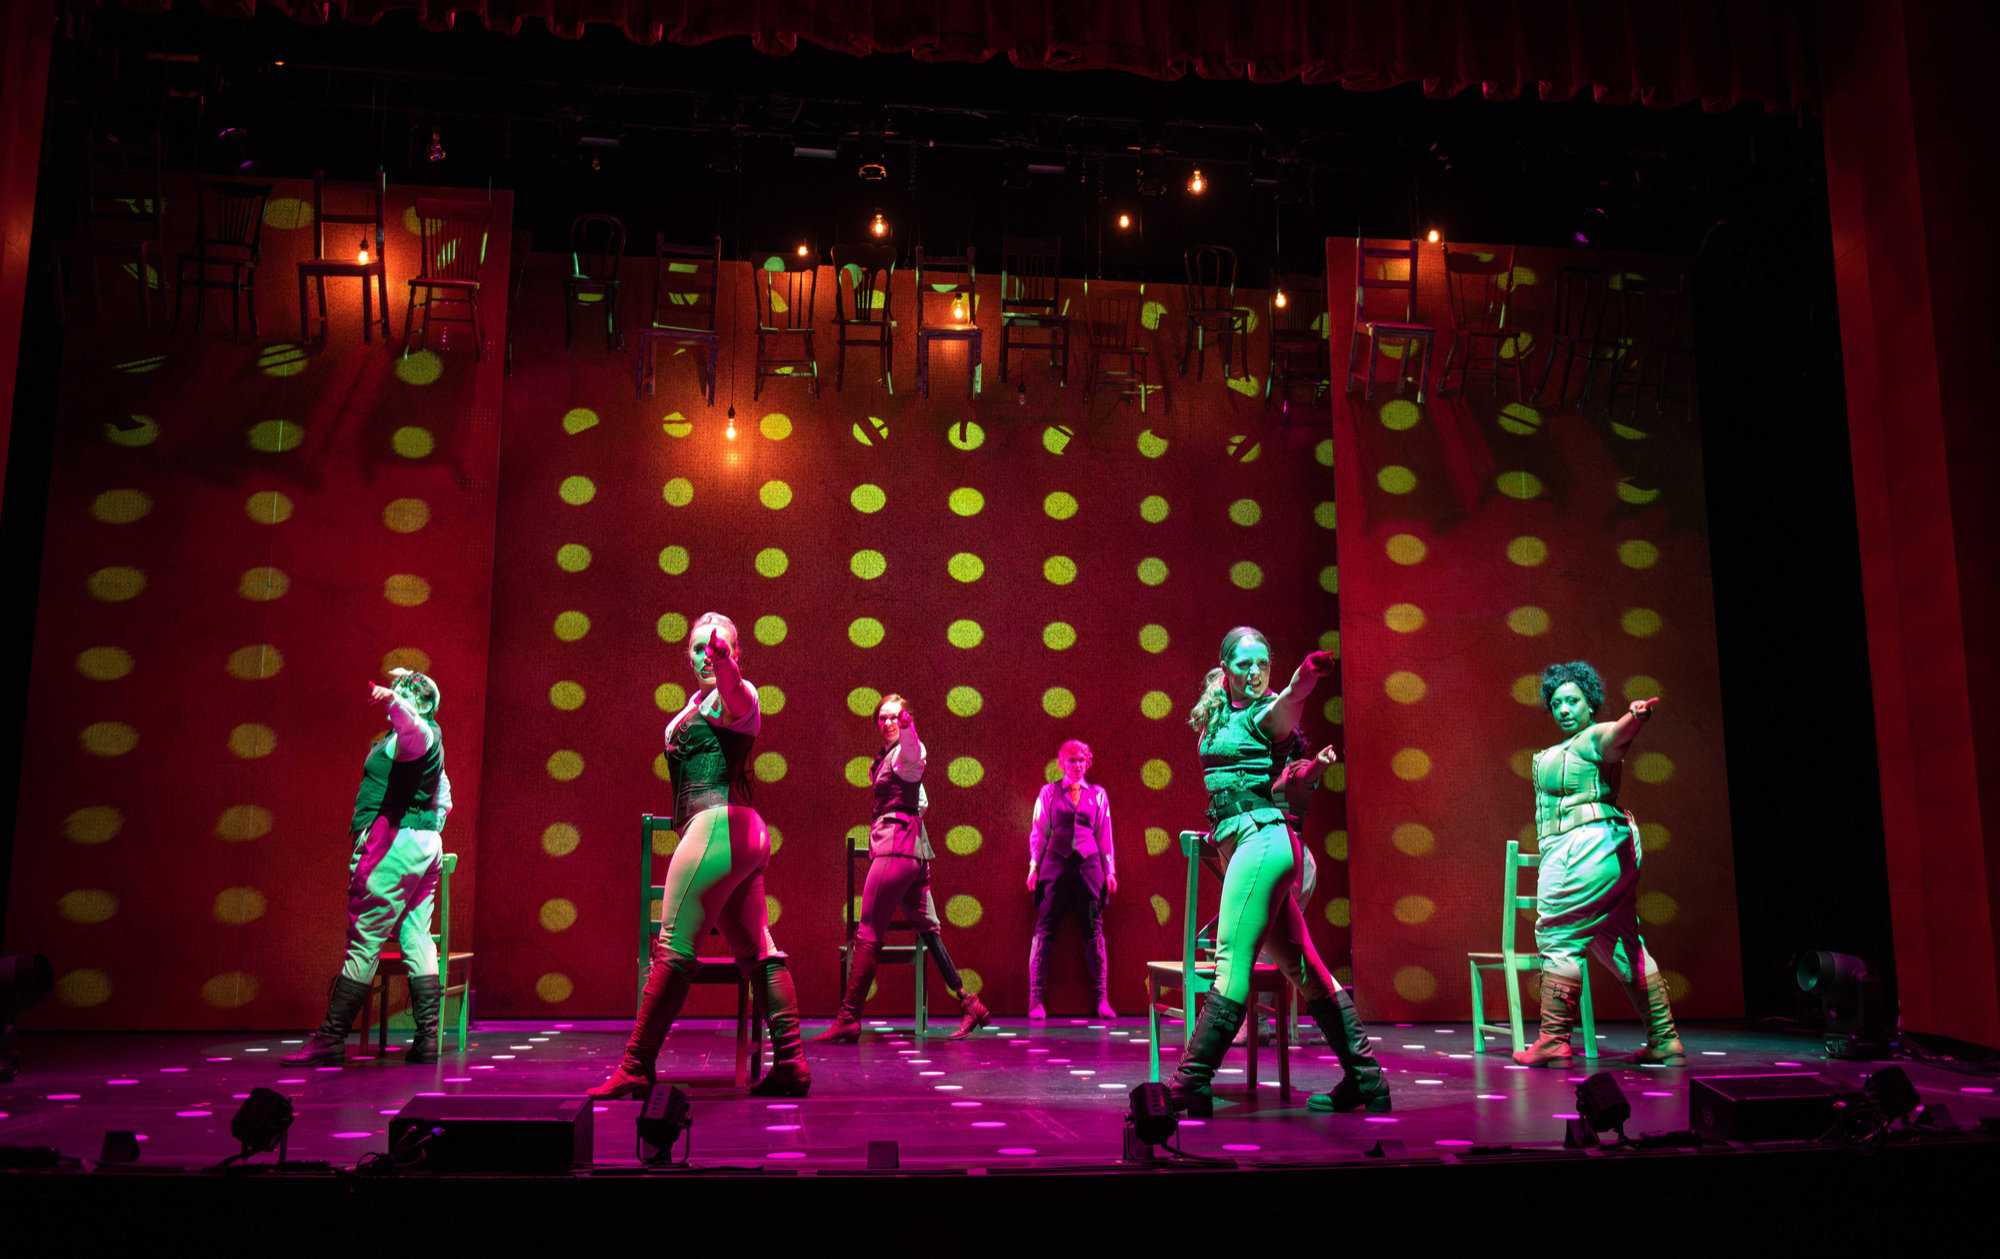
[109,1,1818,112]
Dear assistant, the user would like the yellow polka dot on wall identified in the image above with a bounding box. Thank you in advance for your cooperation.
[1232,561,1266,589]
[850,550,886,579]
[226,644,284,679]
[1618,539,1660,569]
[958,968,985,995]
[948,553,984,582]
[559,475,596,506]
[245,491,293,524]
[245,419,303,453]
[1376,466,1417,494]
[1662,971,1689,1002]
[1137,557,1169,586]
[392,427,435,458]
[553,611,591,642]
[1043,622,1076,650]
[755,547,789,578]
[1324,697,1344,724]
[948,757,985,787]
[1507,536,1548,566]
[383,647,430,674]
[216,805,273,841]
[653,753,672,781]
[663,477,694,506]
[1391,748,1432,780]
[1325,831,1348,859]
[58,889,117,924]
[1044,491,1078,519]
[758,685,785,714]
[201,972,259,1009]
[1139,624,1170,654]
[383,498,430,533]
[1141,759,1172,789]
[759,412,792,440]
[765,895,782,926]
[1145,827,1171,856]
[58,969,112,1007]
[384,574,431,606]
[1140,691,1172,719]
[1637,891,1679,924]
[65,806,122,845]
[946,894,983,928]
[1385,535,1426,565]
[557,544,591,572]
[76,647,134,681]
[91,489,153,523]
[1042,688,1076,718]
[1385,604,1425,633]
[845,756,874,788]
[1506,606,1551,636]
[659,546,691,575]
[542,823,580,856]
[851,484,886,513]
[81,721,138,756]
[1622,609,1663,638]
[1379,399,1420,431]
[1510,749,1537,779]
[1228,498,1262,526]
[661,413,692,438]
[1392,823,1435,856]
[1642,824,1671,852]
[945,686,982,716]
[540,898,578,931]
[1623,675,1663,702]
[546,750,584,781]
[947,620,984,649]
[760,480,793,509]
[847,687,882,717]
[754,752,787,782]
[1393,966,1438,1002]
[1384,671,1426,703]
[87,567,147,602]
[1139,494,1169,522]
[1512,674,1544,706]
[562,407,600,435]
[1043,556,1078,585]
[536,973,574,1003]
[949,422,985,451]
[1632,752,1674,784]
[1151,895,1172,926]
[549,681,585,711]
[949,487,985,516]
[656,683,687,712]
[229,723,276,758]
[1393,895,1437,925]
[1495,471,1544,500]
[213,887,268,925]
[849,617,885,648]
[946,825,982,855]
[1324,898,1351,928]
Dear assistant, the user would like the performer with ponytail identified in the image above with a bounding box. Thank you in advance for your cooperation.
[815,694,991,1042]
[587,613,811,1098]
[1516,662,1684,1067]
[1169,627,1390,1116]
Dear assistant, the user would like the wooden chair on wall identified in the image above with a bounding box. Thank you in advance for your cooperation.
[1265,270,1331,414]
[1618,271,1697,418]
[640,814,764,1086]
[172,176,273,341]
[914,247,980,399]
[1532,267,1626,411]
[753,247,820,400]
[296,169,391,346]
[830,242,896,393]
[50,134,167,327]
[1180,245,1251,380]
[1345,237,1436,402]
[1440,243,1528,398]
[403,198,494,361]
[1081,292,1153,411]
[354,852,475,1057]
[636,235,722,403]
[564,213,626,351]
[999,235,1070,385]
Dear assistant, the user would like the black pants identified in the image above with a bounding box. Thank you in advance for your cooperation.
[1029,854,1106,1006]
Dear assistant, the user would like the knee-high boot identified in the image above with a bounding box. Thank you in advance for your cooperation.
[1027,932,1048,1020]
[587,945,695,1098]
[749,959,812,1097]
[1305,991,1391,1112]
[1512,973,1581,1068]
[1622,972,1686,1065]
[1166,993,1246,1118]
[404,973,444,1064]
[813,940,879,1043]
[1088,923,1117,1019]
[281,976,375,1066]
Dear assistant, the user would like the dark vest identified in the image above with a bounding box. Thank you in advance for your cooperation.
[1040,781,1105,862]
[867,744,933,859]
[350,722,444,835]
[667,709,755,830]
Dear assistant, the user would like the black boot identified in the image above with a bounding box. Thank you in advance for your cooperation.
[404,974,444,1064]
[587,946,695,1099]
[748,959,812,1097]
[281,976,375,1066]
[1166,993,1246,1118]
[1306,991,1391,1112]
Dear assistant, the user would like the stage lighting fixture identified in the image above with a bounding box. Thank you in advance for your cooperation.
[1187,168,1206,195]
[1565,1071,1631,1147]
[427,128,446,164]
[1123,1082,1177,1162]
[1795,950,1894,1057]
[857,150,888,181]
[1863,1065,1921,1122]
[99,1131,141,1164]
[228,1087,295,1163]
[636,1085,692,1164]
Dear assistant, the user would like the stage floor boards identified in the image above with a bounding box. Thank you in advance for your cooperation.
[4,1019,1996,1171]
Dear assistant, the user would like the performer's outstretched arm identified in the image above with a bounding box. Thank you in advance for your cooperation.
[703,630,756,721]
[369,683,434,760]
[1259,649,1338,742]
[1592,697,1660,763]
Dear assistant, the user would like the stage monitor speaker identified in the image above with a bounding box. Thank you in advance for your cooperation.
[388,1095,593,1174]
[1689,1073,1865,1143]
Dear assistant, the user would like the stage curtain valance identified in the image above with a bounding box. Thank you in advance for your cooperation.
[103,1,1817,112]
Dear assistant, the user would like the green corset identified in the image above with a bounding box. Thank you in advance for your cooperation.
[1531,731,1625,841]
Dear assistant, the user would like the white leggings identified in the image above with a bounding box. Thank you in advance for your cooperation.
[340,818,441,982]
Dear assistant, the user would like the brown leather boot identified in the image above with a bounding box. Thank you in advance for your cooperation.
[1512,973,1581,1068]
[587,946,694,1098]
[748,959,812,1097]
[281,976,374,1066]
[1166,994,1245,1118]
[1624,972,1687,1065]
[948,989,990,1040]
[812,940,879,1044]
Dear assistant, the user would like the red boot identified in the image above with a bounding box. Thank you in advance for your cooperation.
[812,940,879,1044]
[948,989,990,1040]
[1512,973,1581,1068]
[587,947,693,1099]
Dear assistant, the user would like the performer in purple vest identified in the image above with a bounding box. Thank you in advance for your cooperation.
[1025,739,1118,1019]
[815,694,991,1042]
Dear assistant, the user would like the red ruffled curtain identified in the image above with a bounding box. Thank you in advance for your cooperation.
[112,1,1817,112]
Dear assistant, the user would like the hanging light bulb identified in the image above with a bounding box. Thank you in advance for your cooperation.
[869,211,887,238]
[1117,212,1131,230]
[1017,380,1027,407]
[1187,168,1205,195]
[1274,289,1287,309]
[426,128,446,163]
[357,235,370,265]
[726,405,737,440]
[797,243,809,257]
[1427,228,1441,243]
[951,292,967,322]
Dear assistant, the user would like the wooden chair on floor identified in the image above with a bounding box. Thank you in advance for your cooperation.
[49,134,167,327]
[640,814,764,1086]
[999,235,1070,385]
[1345,237,1436,402]
[830,242,896,393]
[564,213,625,351]
[837,828,928,1035]
[914,247,980,399]
[636,235,722,403]
[752,247,820,400]
[1180,245,1251,380]
[1144,830,1291,1101]
[1081,292,1154,411]
[404,198,494,361]
[172,177,273,342]
[297,169,391,346]
[1468,839,1598,1057]
[355,852,474,1057]
[1265,271,1331,415]
[1440,243,1529,398]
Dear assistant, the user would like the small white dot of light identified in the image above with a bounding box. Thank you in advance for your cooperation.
[1504,1064,1529,1071]
[529,1038,550,1043]
[1775,1061,1802,1067]
[1701,1051,1727,1056]
[380,1109,401,1115]
[949,1101,983,1108]
[909,1059,931,1064]
[1048,1058,1071,1064]
[870,1021,890,1026]
[1069,1070,1095,1076]
[280,1039,303,1044]
[232,1093,251,1099]
[510,1045,534,1050]
[493,1055,516,1060]
[471,1065,496,1070]
[766,1124,801,1132]
[206,1057,231,1062]
[1099,1083,1126,1089]
[1551,1113,1580,1120]
[920,1071,946,1076]
[1477,1094,1508,1100]
[1028,1048,1049,1054]
[1643,1091,1674,1098]
[245,1048,268,1053]
[764,1103,798,1110]
[1961,1086,1995,1094]
[315,1066,342,1072]
[1434,1029,1453,1034]
[1394,1024,1414,1028]
[1087,1025,1105,1030]
[593,1106,608,1113]
[443,1076,471,1082]
[161,1067,187,1073]
[1218,1068,1244,1074]
[1259,1081,1279,1089]
[1640,1063,1667,1069]
[1448,1053,1473,1059]
[1401,1044,1426,1050]
[1317,1054,1338,1061]
[1181,1119,1206,1127]
[935,1084,964,1090]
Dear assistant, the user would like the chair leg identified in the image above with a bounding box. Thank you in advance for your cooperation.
[1531,338,1559,404]
[246,269,259,341]
[1468,960,1486,1053]
[1505,960,1527,1054]
[472,293,486,363]
[401,286,417,355]
[1578,968,1597,1059]
[706,341,718,406]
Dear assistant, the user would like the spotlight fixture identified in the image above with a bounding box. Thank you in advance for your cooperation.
[1427,229,1441,243]
[869,211,888,238]
[1565,1071,1632,1148]
[226,1087,296,1164]
[426,128,446,164]
[1122,1082,1178,1163]
[636,1085,693,1164]
[1795,950,1894,1058]
[857,150,888,181]
[1863,1065,1921,1123]
[1187,168,1206,195]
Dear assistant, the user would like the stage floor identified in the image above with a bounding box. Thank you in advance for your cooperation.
[4,1018,1996,1171]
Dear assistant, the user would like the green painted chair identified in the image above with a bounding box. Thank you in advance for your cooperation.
[640,814,764,1086]
[1143,830,1291,1101]
[838,826,928,1036]
[1468,839,1597,1057]
[357,851,473,1056]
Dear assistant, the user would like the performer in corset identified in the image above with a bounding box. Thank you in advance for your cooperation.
[1169,627,1390,1116]
[815,694,991,1043]
[1025,740,1119,1020]
[1515,661,1684,1068]
[586,613,810,1098]
[284,669,453,1066]
[1227,726,1337,1047]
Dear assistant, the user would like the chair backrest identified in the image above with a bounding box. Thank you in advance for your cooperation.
[1182,244,1238,312]
[754,247,819,332]
[414,197,495,284]
[830,242,896,325]
[82,135,163,240]
[914,247,977,327]
[652,235,721,332]
[1443,243,1516,333]
[192,177,273,262]
[1000,234,1062,315]
[1086,292,1144,352]
[569,212,626,283]
[1353,237,1420,324]
[1501,839,1542,955]
[1268,270,1326,344]
[310,169,386,265]
[1551,267,1613,340]
[1616,271,1687,352]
